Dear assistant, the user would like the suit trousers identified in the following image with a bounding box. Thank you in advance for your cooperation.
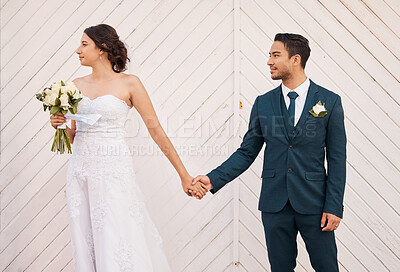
[261,200,339,272]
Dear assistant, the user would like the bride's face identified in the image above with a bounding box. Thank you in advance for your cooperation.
[76,33,103,67]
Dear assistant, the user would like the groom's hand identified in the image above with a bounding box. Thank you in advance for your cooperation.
[190,175,213,199]
[181,175,208,199]
[321,212,341,231]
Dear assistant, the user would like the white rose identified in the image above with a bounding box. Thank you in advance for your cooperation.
[65,82,82,99]
[42,88,50,98]
[48,88,59,98]
[51,82,61,92]
[65,81,76,90]
[61,86,69,95]
[313,104,326,115]
[47,93,59,106]
[44,87,55,96]
[60,93,70,109]
[44,94,52,105]
[72,90,83,99]
[64,83,73,93]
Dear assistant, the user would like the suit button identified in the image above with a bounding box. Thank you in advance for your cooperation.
[292,130,296,134]
[289,145,293,150]
[288,168,292,173]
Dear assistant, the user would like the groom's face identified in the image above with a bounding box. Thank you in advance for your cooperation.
[267,41,293,80]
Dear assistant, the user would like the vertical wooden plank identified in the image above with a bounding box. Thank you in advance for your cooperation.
[233,0,241,270]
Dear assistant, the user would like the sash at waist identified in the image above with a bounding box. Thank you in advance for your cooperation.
[75,130,126,138]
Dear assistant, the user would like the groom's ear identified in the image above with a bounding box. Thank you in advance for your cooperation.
[291,54,302,67]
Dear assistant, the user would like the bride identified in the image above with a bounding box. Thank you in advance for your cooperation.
[50,24,207,271]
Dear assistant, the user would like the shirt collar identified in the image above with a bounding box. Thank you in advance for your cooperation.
[281,77,310,98]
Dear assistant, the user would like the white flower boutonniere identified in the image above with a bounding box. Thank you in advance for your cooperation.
[309,101,327,117]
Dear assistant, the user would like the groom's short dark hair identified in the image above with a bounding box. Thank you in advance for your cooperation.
[274,33,311,69]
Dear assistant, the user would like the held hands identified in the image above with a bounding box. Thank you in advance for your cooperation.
[181,175,208,200]
[321,212,341,231]
[50,112,66,129]
[189,175,213,199]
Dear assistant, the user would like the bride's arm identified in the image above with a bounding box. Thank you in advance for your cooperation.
[128,75,207,198]
[67,120,76,144]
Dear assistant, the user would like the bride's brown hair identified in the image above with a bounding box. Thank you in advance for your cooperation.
[84,24,130,73]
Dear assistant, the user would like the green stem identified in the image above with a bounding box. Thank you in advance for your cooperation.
[51,129,72,154]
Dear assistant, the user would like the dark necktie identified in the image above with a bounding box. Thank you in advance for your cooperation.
[287,91,299,126]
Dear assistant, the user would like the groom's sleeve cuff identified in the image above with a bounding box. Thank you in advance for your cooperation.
[323,205,344,219]
[207,171,222,194]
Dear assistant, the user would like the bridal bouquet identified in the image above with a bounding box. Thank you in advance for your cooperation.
[36,80,82,154]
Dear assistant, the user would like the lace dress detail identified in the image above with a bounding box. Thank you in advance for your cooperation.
[114,238,136,271]
[91,199,109,231]
[66,179,82,219]
[150,221,164,248]
[86,231,95,261]
[129,200,146,227]
[66,95,171,271]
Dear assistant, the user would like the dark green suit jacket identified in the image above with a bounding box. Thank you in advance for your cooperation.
[207,80,347,218]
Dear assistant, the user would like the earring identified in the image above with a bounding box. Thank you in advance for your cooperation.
[100,55,102,60]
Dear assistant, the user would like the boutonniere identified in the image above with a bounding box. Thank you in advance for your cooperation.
[309,101,327,117]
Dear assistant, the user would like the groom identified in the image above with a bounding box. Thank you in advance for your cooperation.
[192,33,346,271]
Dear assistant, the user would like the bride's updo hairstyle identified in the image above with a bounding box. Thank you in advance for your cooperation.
[84,24,130,73]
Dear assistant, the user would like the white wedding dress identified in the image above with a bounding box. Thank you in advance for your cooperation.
[66,94,171,271]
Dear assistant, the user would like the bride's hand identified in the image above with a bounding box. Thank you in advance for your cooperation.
[50,112,66,129]
[181,175,208,199]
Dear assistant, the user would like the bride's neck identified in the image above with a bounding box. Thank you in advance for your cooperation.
[90,62,118,81]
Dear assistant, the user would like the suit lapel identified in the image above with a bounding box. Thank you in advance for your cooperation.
[271,85,290,142]
[293,80,320,138]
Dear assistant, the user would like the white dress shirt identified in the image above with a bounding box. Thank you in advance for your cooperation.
[281,78,310,126]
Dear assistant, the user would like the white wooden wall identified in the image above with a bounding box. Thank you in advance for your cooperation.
[1,0,399,271]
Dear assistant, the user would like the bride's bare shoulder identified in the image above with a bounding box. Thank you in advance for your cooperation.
[122,73,145,90]
[122,73,141,83]
[72,75,90,85]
